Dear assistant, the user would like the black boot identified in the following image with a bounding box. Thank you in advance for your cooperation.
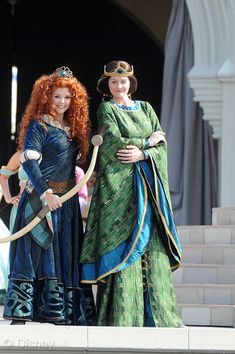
[10,320,26,325]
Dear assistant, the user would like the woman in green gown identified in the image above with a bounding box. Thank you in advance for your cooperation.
[80,60,183,327]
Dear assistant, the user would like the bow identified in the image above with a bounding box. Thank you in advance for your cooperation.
[0,135,103,244]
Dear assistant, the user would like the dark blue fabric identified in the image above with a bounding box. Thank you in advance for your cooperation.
[144,290,156,327]
[139,160,182,269]
[22,120,78,196]
[23,190,53,249]
[4,120,96,325]
[4,278,96,325]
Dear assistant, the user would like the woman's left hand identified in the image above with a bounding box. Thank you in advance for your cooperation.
[10,194,21,206]
[117,145,144,163]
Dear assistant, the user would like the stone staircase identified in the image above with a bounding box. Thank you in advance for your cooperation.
[174,207,235,327]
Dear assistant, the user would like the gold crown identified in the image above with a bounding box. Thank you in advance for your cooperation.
[52,66,73,78]
[104,65,134,77]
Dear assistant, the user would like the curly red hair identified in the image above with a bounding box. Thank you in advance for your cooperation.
[18,73,91,163]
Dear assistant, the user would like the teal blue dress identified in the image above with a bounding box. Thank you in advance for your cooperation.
[0,165,28,288]
[9,166,28,232]
[0,166,27,297]
[0,218,10,295]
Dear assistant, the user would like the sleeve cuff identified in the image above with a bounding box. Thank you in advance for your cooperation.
[20,149,42,164]
[40,188,53,200]
[143,150,150,160]
[142,139,150,149]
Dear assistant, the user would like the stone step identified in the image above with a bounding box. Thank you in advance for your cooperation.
[181,244,235,264]
[177,225,235,244]
[173,263,235,284]
[175,283,235,305]
[212,207,235,226]
[178,303,235,327]
[1,320,235,353]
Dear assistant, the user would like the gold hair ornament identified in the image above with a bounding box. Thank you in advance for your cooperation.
[104,65,134,77]
[52,66,73,78]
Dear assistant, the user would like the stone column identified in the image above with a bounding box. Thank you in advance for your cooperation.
[186,0,235,206]
[218,60,235,206]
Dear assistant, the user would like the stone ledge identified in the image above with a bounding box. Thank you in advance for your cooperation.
[0,325,235,353]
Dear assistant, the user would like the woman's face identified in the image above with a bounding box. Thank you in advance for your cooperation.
[51,87,72,116]
[108,76,130,100]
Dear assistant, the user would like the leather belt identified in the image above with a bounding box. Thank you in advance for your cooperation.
[48,179,76,194]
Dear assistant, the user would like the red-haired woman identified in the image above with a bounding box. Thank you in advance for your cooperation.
[3,67,96,325]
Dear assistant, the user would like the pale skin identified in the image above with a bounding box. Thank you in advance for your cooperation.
[42,87,71,211]
[0,150,25,206]
[108,76,165,164]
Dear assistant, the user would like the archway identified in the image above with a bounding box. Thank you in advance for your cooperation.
[0,0,169,223]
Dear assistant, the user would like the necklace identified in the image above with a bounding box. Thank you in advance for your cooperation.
[42,115,71,137]
[56,116,64,126]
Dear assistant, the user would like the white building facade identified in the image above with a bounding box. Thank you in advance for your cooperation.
[186,0,235,207]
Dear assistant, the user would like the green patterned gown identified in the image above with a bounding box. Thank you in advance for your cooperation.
[80,100,183,327]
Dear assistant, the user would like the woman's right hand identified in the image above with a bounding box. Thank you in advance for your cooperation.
[148,131,166,147]
[44,193,62,211]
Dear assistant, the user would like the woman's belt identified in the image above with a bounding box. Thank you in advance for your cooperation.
[48,179,76,194]
[25,178,76,194]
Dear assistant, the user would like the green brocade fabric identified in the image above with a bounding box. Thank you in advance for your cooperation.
[97,232,182,327]
[80,100,182,327]
[80,100,171,262]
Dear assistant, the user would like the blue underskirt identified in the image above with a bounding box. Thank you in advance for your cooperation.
[81,160,181,283]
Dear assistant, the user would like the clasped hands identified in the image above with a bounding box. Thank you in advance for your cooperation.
[117,130,165,164]
[117,145,144,163]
